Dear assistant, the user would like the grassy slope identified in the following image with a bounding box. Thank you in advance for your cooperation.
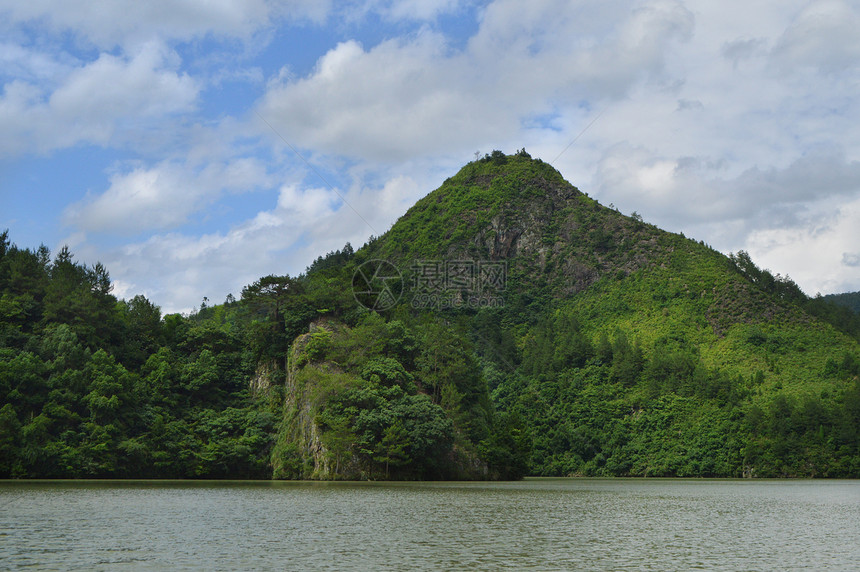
[564,243,857,399]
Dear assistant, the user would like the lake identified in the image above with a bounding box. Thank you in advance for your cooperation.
[2,478,858,570]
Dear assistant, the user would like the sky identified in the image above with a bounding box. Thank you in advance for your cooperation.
[1,0,859,314]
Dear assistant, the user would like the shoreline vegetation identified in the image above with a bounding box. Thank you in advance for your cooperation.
[3,475,859,484]
[2,153,859,480]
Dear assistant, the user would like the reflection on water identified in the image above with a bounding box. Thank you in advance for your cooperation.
[2,478,859,570]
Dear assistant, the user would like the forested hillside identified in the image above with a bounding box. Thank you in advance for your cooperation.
[2,152,859,479]
[0,231,525,479]
[824,291,860,315]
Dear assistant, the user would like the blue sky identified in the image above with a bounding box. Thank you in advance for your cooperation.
[2,0,859,313]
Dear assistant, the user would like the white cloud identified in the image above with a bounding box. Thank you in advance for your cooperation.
[89,168,431,313]
[770,0,860,74]
[0,0,328,48]
[0,41,75,83]
[340,0,464,22]
[593,141,860,220]
[382,0,462,21]
[745,195,860,295]
[258,35,485,161]
[0,41,198,155]
[101,183,345,312]
[50,43,197,133]
[104,222,321,314]
[468,0,694,96]
[257,0,695,162]
[63,156,273,234]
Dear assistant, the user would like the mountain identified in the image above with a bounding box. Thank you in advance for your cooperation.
[2,152,859,479]
[370,151,856,378]
[358,151,860,477]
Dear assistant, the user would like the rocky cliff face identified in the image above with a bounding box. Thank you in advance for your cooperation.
[249,360,276,394]
[269,316,499,480]
[272,327,342,479]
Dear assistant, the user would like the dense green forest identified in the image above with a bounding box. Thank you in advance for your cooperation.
[2,152,859,479]
[824,291,860,315]
[0,235,275,478]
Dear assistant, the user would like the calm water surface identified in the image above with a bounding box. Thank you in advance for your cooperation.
[1,478,858,570]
